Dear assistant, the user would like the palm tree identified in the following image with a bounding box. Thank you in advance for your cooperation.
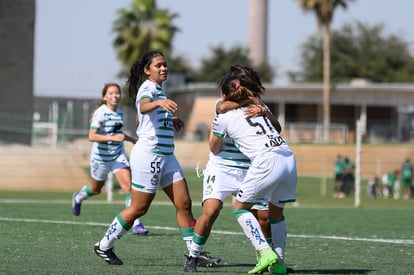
[112,0,179,77]
[297,0,353,142]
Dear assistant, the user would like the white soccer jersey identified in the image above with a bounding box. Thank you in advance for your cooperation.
[212,107,290,160]
[90,104,125,162]
[208,99,250,170]
[212,107,296,206]
[135,80,175,156]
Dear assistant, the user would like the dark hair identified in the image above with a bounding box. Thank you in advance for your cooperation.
[218,64,265,99]
[228,64,265,98]
[127,50,165,102]
[220,75,255,103]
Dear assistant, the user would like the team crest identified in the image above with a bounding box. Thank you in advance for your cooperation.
[204,184,213,196]
[151,174,159,186]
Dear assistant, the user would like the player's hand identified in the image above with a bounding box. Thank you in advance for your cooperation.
[111,133,125,142]
[245,104,265,118]
[173,116,184,131]
[159,99,178,113]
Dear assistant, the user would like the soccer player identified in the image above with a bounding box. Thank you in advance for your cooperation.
[209,74,297,274]
[185,65,284,273]
[71,82,148,235]
[92,50,218,267]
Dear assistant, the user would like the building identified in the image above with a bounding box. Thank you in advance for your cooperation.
[170,81,414,144]
[0,0,35,144]
[26,80,414,147]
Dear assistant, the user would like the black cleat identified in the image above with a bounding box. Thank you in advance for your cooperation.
[184,255,199,272]
[93,243,123,265]
[198,251,221,267]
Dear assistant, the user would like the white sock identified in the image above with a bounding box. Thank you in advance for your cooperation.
[184,236,192,250]
[99,215,127,251]
[271,219,287,261]
[179,227,194,250]
[189,242,204,258]
[189,234,208,258]
[236,210,269,252]
[124,197,130,208]
[76,185,91,203]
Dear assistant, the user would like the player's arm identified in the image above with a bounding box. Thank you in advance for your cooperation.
[263,107,282,132]
[218,96,281,132]
[123,133,137,144]
[140,97,177,114]
[209,130,224,154]
[216,99,251,113]
[88,128,125,143]
[245,99,282,133]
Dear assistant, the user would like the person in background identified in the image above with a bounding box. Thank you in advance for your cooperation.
[401,158,412,199]
[340,157,355,198]
[382,170,400,199]
[333,155,344,198]
[71,83,148,235]
[367,176,381,198]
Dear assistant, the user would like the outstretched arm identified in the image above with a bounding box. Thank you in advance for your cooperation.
[140,97,178,114]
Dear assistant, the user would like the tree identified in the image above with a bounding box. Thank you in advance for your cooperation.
[112,0,179,77]
[297,0,353,142]
[195,45,275,83]
[289,21,414,82]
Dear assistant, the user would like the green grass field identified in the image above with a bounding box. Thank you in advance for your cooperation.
[1,170,413,274]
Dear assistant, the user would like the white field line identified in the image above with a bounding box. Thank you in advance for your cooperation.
[0,216,413,245]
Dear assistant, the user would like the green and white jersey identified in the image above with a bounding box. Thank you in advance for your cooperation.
[209,99,250,170]
[135,80,174,156]
[90,104,125,162]
[208,136,251,170]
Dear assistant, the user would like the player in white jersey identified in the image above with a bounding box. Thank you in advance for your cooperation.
[92,51,218,268]
[210,74,297,274]
[71,83,148,235]
[185,65,281,272]
[184,100,275,272]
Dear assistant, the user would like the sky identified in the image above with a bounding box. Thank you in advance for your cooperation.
[34,0,414,98]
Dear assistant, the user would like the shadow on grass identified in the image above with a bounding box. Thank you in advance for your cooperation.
[131,232,179,237]
[204,264,374,274]
[288,268,374,274]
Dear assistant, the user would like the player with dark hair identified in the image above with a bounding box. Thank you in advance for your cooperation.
[71,82,148,235]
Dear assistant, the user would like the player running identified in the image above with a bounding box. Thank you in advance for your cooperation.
[71,82,148,235]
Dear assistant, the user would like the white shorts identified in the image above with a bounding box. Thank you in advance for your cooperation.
[236,149,297,208]
[202,162,269,210]
[129,145,184,193]
[202,161,247,202]
[90,152,129,181]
